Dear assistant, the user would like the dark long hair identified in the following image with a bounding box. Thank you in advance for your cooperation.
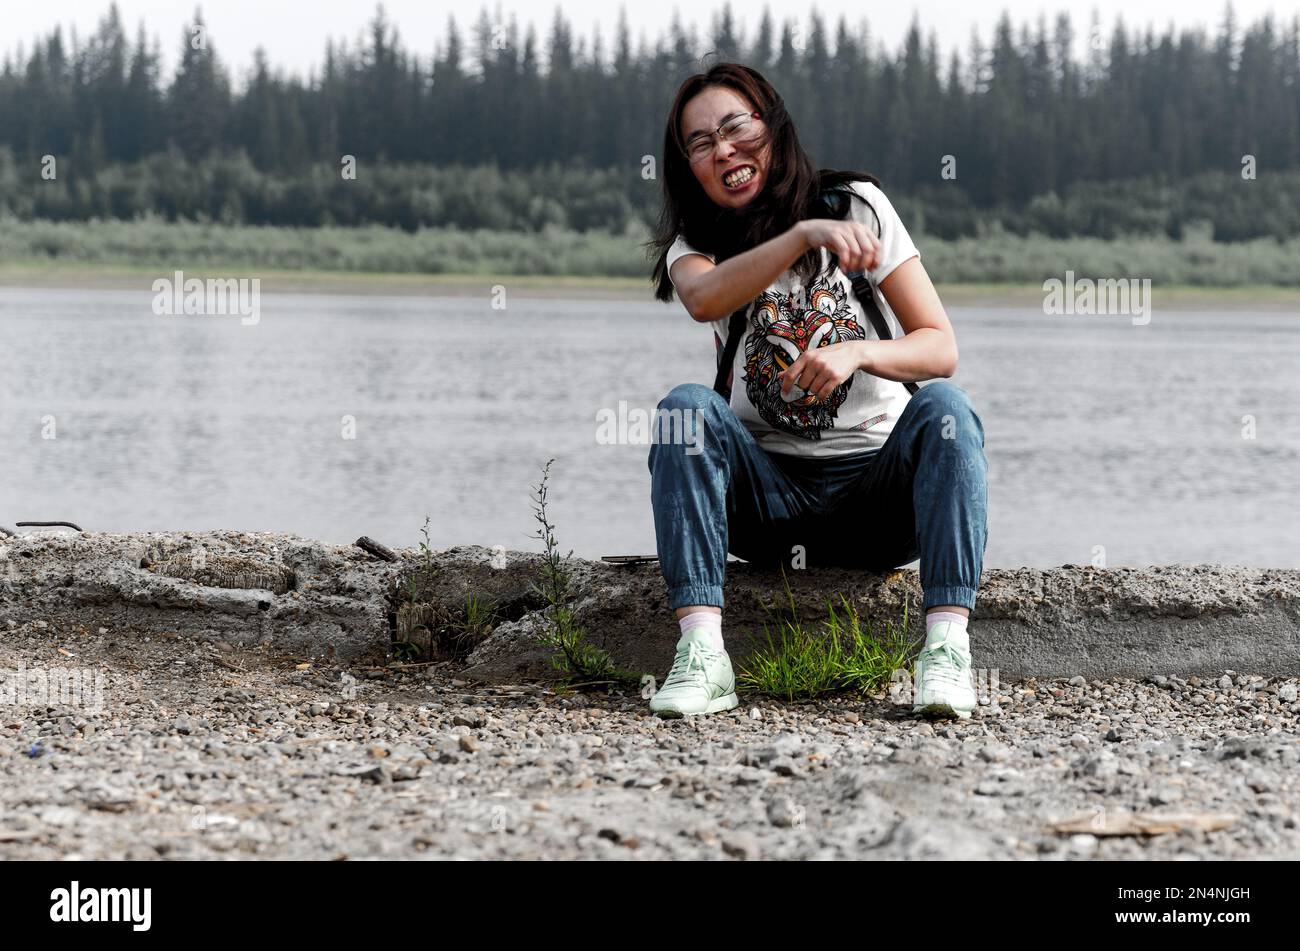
[647,61,883,303]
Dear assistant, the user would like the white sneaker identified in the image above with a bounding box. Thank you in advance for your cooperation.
[912,620,977,719]
[648,628,739,718]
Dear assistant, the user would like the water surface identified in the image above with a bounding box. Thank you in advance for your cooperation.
[2,287,1296,568]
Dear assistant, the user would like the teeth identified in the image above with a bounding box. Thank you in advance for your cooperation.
[724,166,754,187]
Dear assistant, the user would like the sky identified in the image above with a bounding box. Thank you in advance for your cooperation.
[3,0,1291,81]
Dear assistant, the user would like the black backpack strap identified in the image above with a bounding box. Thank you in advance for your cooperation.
[847,268,920,394]
[712,303,749,400]
[847,271,919,395]
[826,184,918,395]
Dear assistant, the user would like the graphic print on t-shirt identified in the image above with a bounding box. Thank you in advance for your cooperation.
[741,274,866,440]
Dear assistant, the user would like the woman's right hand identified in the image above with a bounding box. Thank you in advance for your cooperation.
[798,218,882,274]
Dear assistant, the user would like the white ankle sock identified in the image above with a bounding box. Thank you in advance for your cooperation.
[926,611,969,645]
[679,611,723,651]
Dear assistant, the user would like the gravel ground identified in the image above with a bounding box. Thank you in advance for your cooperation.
[2,618,1298,860]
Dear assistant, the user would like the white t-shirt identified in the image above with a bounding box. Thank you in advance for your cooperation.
[666,179,921,458]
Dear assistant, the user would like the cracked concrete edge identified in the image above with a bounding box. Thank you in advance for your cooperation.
[1,530,1297,681]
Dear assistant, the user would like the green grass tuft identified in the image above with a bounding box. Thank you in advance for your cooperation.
[736,574,920,702]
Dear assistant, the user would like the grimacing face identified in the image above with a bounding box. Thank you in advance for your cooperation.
[680,86,771,210]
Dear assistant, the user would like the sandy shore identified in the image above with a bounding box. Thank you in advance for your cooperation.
[2,619,1297,860]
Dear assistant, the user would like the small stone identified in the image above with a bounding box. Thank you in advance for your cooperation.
[1068,833,1098,854]
[388,743,423,762]
[40,806,81,826]
[748,707,762,720]
[694,827,719,846]
[1148,786,1181,806]
[459,734,478,754]
[1079,751,1119,779]
[350,764,391,785]
[734,767,766,785]
[765,796,805,828]
[1068,676,1086,687]
[770,757,798,777]
[721,832,762,860]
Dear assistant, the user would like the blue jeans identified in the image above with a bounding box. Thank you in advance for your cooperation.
[646,381,988,613]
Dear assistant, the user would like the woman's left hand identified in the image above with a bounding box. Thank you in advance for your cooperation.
[780,341,870,403]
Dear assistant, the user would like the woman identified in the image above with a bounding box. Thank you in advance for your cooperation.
[645,63,989,720]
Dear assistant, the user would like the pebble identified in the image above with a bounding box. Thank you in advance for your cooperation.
[721,832,762,860]
[766,797,804,828]
[1067,833,1099,855]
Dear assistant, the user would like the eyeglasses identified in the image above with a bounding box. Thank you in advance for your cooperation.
[683,111,763,163]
